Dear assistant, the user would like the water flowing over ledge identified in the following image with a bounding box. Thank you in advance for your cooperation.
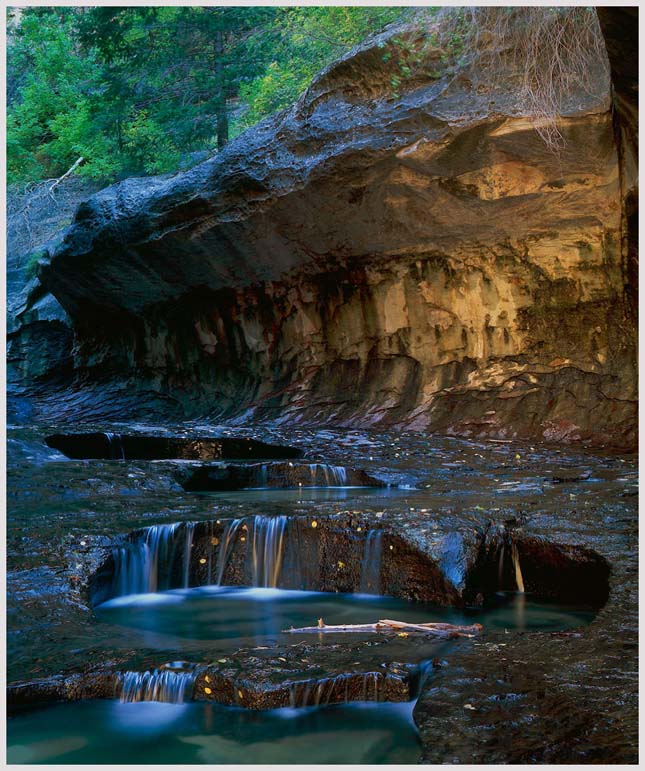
[93,513,610,609]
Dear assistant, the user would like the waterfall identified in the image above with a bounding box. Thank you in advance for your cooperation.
[118,670,196,703]
[215,519,243,585]
[111,522,194,597]
[359,530,383,594]
[104,432,125,460]
[309,464,348,486]
[251,515,287,587]
[511,540,525,593]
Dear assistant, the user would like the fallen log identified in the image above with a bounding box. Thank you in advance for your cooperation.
[283,619,483,638]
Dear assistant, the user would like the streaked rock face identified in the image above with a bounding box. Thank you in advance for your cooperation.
[33,24,635,448]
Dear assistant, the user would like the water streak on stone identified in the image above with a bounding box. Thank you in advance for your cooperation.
[252,515,288,587]
[117,670,195,703]
[497,542,505,588]
[215,519,243,586]
[511,540,525,593]
[182,523,195,588]
[288,672,383,708]
[360,530,383,594]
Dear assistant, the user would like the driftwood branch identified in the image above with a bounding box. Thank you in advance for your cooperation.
[49,157,84,194]
[284,618,483,639]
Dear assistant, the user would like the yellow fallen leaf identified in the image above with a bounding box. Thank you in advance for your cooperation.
[205,675,210,683]
[199,558,206,564]
[397,632,409,638]
[211,537,219,546]
[238,690,243,700]
[337,561,344,568]
[204,687,212,695]
[311,521,318,528]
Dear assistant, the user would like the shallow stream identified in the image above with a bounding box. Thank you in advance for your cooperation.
[6,422,638,763]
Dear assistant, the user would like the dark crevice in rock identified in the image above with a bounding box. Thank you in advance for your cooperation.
[464,522,610,607]
[45,432,303,461]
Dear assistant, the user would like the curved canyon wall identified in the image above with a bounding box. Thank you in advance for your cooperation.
[15,23,637,448]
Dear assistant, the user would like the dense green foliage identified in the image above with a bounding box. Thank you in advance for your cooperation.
[7,6,408,184]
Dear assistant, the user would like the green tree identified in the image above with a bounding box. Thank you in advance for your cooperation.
[235,6,408,132]
[7,6,410,185]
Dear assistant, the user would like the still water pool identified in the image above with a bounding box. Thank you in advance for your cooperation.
[7,699,421,765]
[95,586,598,649]
[8,588,597,764]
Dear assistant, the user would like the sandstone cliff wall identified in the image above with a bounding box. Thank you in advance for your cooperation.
[22,24,636,448]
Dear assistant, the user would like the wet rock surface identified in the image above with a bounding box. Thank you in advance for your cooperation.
[7,21,632,449]
[6,420,637,762]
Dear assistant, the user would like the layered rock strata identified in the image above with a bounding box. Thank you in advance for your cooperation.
[13,22,636,448]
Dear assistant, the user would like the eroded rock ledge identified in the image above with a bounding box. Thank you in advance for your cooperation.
[25,22,636,448]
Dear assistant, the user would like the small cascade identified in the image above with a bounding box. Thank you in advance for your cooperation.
[362,672,379,702]
[117,670,196,703]
[215,519,243,585]
[251,515,288,587]
[288,672,381,708]
[511,540,525,593]
[309,463,348,486]
[104,432,125,460]
[359,530,383,594]
[111,522,194,597]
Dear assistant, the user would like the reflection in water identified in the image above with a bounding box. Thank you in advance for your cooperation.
[95,586,597,664]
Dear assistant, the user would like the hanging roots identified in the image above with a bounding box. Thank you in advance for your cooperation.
[430,7,609,150]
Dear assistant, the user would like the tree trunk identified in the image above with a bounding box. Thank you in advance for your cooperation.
[214,30,228,149]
